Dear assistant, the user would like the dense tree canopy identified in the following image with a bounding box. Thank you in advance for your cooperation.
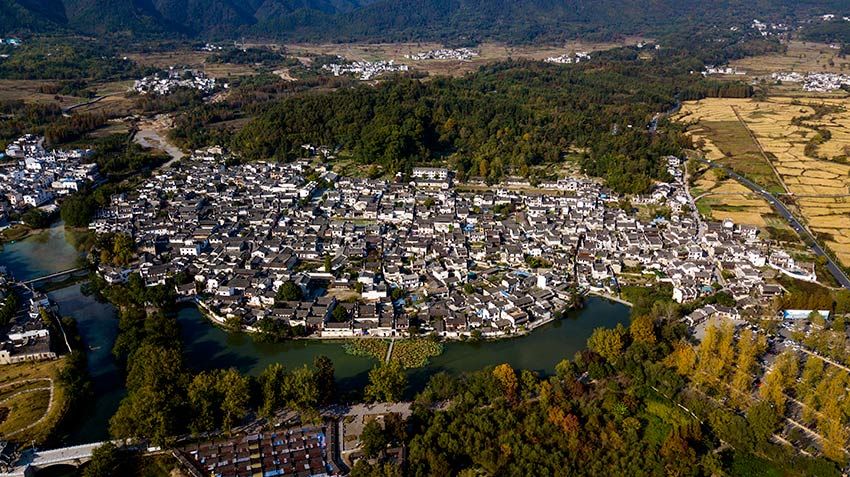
[365,361,407,402]
[233,59,696,193]
[276,280,304,303]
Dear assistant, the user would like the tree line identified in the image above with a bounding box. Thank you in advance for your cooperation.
[231,59,699,193]
[0,39,154,81]
[391,306,842,476]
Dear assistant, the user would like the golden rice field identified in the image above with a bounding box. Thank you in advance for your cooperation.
[692,168,775,227]
[678,97,850,265]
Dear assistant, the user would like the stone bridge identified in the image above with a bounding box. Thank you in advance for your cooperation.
[0,442,109,477]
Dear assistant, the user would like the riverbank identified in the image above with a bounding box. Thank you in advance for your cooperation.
[194,291,589,343]
[0,223,35,245]
[586,290,634,307]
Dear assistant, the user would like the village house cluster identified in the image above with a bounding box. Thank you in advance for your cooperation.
[179,423,337,477]
[816,14,850,22]
[0,268,57,366]
[322,59,409,81]
[1,135,98,211]
[750,19,790,36]
[87,146,806,340]
[801,73,850,92]
[702,65,747,76]
[132,67,225,96]
[544,52,591,64]
[197,43,224,52]
[0,37,21,57]
[771,72,850,92]
[405,48,479,61]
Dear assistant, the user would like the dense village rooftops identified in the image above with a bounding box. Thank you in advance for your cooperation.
[83,147,808,339]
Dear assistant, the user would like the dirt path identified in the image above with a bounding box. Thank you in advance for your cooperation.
[0,378,51,390]
[133,115,185,166]
[385,338,395,363]
[2,378,55,438]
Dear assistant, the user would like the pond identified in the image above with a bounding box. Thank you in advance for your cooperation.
[0,222,85,281]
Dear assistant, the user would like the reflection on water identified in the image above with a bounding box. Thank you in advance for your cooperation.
[48,284,122,445]
[0,222,86,281]
[178,306,377,393]
[178,296,631,395]
[42,289,630,444]
[408,297,629,389]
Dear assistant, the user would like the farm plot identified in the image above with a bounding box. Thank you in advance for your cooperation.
[693,174,775,227]
[678,97,850,265]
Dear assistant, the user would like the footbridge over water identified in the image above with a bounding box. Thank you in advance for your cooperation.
[0,441,110,477]
[21,267,87,286]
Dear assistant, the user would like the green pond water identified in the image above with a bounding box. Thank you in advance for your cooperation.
[2,223,631,445]
[0,222,85,281]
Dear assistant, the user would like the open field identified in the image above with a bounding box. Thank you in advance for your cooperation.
[0,359,66,445]
[280,39,642,77]
[730,41,850,77]
[124,50,258,78]
[692,167,778,229]
[0,79,81,105]
[687,118,785,194]
[678,97,850,265]
[0,78,137,119]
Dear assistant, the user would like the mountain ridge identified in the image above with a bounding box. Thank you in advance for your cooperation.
[1,0,848,43]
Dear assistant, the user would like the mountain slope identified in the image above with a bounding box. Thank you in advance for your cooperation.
[0,0,67,34]
[1,0,848,42]
[311,0,850,42]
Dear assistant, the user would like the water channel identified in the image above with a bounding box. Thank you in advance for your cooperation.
[0,224,631,445]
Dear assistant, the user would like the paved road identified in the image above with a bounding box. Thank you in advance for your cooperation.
[61,95,107,113]
[695,157,850,290]
[1,442,109,477]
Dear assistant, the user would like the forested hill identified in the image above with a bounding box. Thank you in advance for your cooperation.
[2,0,849,42]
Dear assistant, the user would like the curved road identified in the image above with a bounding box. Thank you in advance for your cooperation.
[695,157,850,290]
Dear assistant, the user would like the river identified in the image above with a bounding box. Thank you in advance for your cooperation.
[1,224,631,444]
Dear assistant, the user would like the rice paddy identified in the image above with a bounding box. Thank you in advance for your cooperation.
[677,97,850,265]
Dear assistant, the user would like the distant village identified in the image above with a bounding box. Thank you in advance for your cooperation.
[749,19,791,37]
[702,65,747,76]
[771,72,850,92]
[84,146,813,342]
[321,59,409,81]
[0,135,99,219]
[0,38,21,58]
[405,48,479,61]
[544,52,591,65]
[132,68,225,96]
